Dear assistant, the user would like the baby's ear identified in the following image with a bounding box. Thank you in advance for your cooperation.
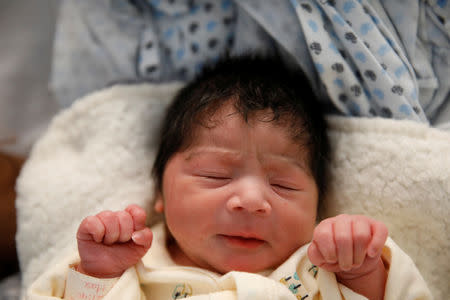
[154,193,164,213]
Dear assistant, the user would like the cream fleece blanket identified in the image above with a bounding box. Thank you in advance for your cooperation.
[15,84,449,299]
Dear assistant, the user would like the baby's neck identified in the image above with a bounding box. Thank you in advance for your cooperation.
[167,240,198,268]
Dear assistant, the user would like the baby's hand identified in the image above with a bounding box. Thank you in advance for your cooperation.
[76,204,153,278]
[307,214,388,280]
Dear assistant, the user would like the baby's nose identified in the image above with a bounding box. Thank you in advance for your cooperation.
[226,178,271,216]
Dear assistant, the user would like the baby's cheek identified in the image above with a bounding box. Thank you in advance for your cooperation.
[278,212,315,250]
[164,197,208,238]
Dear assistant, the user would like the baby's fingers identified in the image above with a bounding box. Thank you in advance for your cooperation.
[352,218,371,267]
[77,216,105,243]
[368,221,388,258]
[307,241,326,266]
[125,204,147,231]
[311,219,337,264]
[334,217,353,271]
[97,211,120,245]
[132,227,153,249]
[117,211,134,243]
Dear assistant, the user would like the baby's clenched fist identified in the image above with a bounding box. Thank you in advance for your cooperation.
[76,204,153,278]
[307,214,388,280]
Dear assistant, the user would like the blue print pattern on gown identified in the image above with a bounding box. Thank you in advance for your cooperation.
[50,0,448,122]
[137,0,236,81]
[290,0,429,122]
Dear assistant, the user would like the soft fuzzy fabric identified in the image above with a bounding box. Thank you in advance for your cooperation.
[15,84,449,300]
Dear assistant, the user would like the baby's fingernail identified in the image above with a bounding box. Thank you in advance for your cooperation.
[326,258,337,264]
[368,248,377,257]
[132,231,143,244]
[341,265,352,272]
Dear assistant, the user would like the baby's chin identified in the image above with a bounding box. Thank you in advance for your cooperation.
[172,250,276,274]
[204,257,279,275]
[168,237,285,274]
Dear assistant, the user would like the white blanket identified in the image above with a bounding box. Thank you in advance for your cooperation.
[15,84,449,299]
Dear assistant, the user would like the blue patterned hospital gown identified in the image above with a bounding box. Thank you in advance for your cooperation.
[51,0,449,124]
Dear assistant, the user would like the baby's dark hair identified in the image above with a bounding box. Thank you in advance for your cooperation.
[152,55,330,203]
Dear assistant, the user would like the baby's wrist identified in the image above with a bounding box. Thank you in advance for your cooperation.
[335,258,387,300]
[66,264,119,299]
[335,257,386,281]
[75,262,123,279]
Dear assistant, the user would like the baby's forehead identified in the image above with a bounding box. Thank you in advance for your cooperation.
[187,108,311,166]
[196,101,297,131]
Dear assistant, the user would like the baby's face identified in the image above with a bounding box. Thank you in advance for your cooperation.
[155,103,318,273]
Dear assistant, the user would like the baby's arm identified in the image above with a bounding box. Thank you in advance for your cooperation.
[308,214,388,300]
[76,204,153,278]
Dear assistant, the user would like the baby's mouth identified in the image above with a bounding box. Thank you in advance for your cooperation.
[219,234,265,249]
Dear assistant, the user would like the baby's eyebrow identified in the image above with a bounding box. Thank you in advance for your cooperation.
[184,148,240,161]
[262,154,308,173]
